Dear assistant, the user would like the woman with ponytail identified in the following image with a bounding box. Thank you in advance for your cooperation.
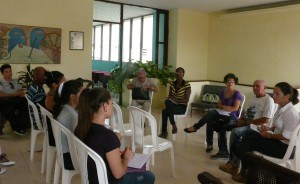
[232,82,300,182]
[53,80,83,170]
[74,88,155,184]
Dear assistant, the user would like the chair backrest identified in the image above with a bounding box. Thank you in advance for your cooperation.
[128,106,158,150]
[237,93,246,119]
[110,102,126,135]
[148,90,154,114]
[25,94,44,131]
[49,117,80,172]
[245,152,300,184]
[282,124,300,161]
[37,104,53,145]
[73,136,108,184]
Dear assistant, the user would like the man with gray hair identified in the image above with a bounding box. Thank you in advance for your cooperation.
[127,68,158,112]
[219,80,276,177]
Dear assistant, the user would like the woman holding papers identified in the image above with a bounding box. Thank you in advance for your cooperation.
[75,88,155,184]
[184,73,242,159]
[232,82,299,182]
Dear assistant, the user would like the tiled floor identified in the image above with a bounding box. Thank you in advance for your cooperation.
[0,107,239,184]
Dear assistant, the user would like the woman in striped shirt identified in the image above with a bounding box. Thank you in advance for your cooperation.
[159,67,191,139]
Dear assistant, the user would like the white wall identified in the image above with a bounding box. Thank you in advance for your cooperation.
[208,5,300,87]
[169,9,209,80]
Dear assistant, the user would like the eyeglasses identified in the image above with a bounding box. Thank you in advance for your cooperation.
[175,72,184,75]
[227,80,235,83]
[9,82,14,89]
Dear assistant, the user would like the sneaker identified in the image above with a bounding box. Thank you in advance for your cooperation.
[0,153,16,167]
[210,153,229,160]
[197,171,224,184]
[0,168,6,175]
[219,161,239,175]
[232,172,246,183]
[158,132,168,139]
[14,129,26,136]
[206,145,213,153]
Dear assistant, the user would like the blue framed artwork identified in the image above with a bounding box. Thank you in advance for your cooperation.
[0,23,62,64]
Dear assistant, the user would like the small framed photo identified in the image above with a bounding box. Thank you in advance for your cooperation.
[69,31,84,50]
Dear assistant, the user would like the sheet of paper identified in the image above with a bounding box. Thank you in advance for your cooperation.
[128,153,152,169]
[215,109,230,116]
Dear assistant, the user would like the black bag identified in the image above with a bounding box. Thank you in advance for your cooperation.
[132,88,149,100]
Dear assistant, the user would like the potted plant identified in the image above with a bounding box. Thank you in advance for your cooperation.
[107,61,175,104]
[18,64,34,90]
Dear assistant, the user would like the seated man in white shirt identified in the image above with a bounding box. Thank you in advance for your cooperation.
[127,68,158,112]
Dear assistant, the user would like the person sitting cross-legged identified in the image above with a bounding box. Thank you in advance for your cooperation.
[184,73,242,158]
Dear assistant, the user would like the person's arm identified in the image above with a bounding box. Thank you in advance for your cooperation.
[127,83,134,90]
[0,90,24,98]
[219,98,241,112]
[106,147,134,179]
[260,131,287,140]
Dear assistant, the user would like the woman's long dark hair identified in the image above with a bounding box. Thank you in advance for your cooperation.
[52,80,83,118]
[74,88,111,140]
[275,82,299,105]
[44,71,64,88]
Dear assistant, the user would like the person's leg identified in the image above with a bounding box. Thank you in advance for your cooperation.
[217,130,228,155]
[142,100,151,113]
[161,108,169,133]
[131,99,139,107]
[121,171,155,184]
[194,110,219,130]
[206,120,215,147]
[229,126,251,167]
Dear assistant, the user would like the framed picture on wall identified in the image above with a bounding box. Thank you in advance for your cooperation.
[69,31,84,50]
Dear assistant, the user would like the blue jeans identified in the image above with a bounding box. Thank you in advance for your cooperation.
[229,126,252,167]
[161,99,186,132]
[121,171,155,184]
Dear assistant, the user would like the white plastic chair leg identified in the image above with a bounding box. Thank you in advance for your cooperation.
[41,136,47,173]
[170,146,175,178]
[53,160,61,184]
[62,170,72,184]
[30,131,38,161]
[46,146,56,183]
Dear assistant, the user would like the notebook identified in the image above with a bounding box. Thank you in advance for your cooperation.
[128,153,152,169]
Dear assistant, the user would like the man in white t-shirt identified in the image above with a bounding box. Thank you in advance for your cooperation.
[219,80,276,175]
[127,68,158,112]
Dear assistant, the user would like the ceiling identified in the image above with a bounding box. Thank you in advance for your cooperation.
[106,0,295,13]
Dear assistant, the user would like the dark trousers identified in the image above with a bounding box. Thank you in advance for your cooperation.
[194,110,232,154]
[235,130,290,170]
[161,100,186,133]
[0,97,30,131]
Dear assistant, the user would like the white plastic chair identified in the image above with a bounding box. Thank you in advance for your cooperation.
[110,102,133,149]
[237,94,246,119]
[254,124,300,172]
[25,95,45,164]
[50,117,80,184]
[128,106,175,177]
[73,135,109,184]
[172,98,192,141]
[37,104,56,183]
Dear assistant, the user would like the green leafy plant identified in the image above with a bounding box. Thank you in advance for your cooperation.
[17,64,33,90]
[108,61,175,94]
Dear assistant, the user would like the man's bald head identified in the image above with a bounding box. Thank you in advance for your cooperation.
[253,80,266,97]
